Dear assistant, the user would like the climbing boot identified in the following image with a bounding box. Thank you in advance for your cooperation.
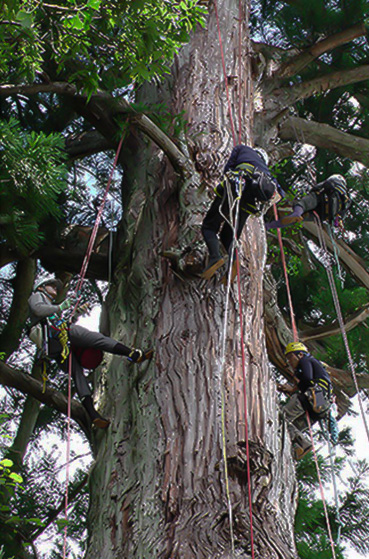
[201,256,225,280]
[128,348,154,363]
[82,396,110,429]
[294,444,312,460]
[280,215,304,226]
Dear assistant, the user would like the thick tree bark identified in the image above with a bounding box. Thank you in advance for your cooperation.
[279,115,369,166]
[86,2,297,558]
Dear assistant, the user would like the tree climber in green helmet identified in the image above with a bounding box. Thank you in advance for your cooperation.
[278,342,332,460]
[28,277,153,429]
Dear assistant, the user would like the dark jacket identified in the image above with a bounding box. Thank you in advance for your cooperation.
[223,145,284,196]
[296,354,331,395]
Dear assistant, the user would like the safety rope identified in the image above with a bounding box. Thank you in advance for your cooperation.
[327,223,345,289]
[325,420,342,544]
[306,412,337,559]
[274,208,337,557]
[313,212,369,445]
[213,0,237,146]
[235,248,255,557]
[219,177,240,556]
[272,205,299,342]
[213,2,256,554]
[62,135,124,558]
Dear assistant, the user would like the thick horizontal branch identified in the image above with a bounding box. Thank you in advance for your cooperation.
[277,22,367,79]
[36,246,109,281]
[302,221,369,290]
[273,64,369,112]
[301,303,369,342]
[65,130,114,160]
[279,116,369,166]
[0,361,90,436]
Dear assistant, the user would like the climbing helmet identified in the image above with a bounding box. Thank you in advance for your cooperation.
[284,342,308,355]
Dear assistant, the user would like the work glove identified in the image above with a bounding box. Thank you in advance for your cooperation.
[59,297,75,312]
[128,348,154,363]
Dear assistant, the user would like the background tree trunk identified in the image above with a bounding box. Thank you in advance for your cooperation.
[86,2,297,557]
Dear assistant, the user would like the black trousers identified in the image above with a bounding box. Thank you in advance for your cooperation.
[201,181,254,258]
[47,325,130,399]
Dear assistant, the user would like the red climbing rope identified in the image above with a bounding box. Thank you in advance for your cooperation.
[213,0,237,146]
[63,352,73,559]
[62,134,124,558]
[235,248,255,558]
[275,209,338,558]
[75,135,124,295]
[272,204,299,342]
[306,412,337,559]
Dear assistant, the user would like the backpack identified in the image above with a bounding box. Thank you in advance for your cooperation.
[312,177,351,222]
[250,167,277,202]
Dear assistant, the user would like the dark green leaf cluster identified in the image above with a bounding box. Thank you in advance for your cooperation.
[295,448,369,558]
[0,0,207,93]
[0,117,68,252]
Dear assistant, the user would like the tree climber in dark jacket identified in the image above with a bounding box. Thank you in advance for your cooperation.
[266,174,350,231]
[201,144,284,280]
[278,342,332,460]
[28,277,153,428]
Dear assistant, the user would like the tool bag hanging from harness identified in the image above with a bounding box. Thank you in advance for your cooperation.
[305,378,332,418]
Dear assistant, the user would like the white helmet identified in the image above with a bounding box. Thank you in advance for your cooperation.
[34,276,63,293]
[254,147,269,166]
[329,174,347,195]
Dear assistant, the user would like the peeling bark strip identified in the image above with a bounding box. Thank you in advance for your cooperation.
[86,1,298,558]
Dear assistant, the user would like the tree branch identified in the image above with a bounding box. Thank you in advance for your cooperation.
[65,130,114,160]
[272,64,369,112]
[29,473,88,543]
[0,258,36,358]
[302,221,369,291]
[278,116,369,166]
[277,22,367,79]
[301,303,369,342]
[0,82,193,177]
[0,361,90,437]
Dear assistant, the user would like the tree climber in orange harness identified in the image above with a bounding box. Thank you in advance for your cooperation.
[278,342,332,460]
[201,145,284,280]
[265,174,350,231]
[28,277,153,428]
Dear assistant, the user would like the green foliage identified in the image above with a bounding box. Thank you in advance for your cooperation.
[0,0,207,93]
[294,432,369,558]
[0,117,68,252]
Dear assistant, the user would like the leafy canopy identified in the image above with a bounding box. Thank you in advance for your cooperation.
[0,0,206,93]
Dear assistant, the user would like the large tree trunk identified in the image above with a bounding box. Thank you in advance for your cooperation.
[86,2,297,557]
